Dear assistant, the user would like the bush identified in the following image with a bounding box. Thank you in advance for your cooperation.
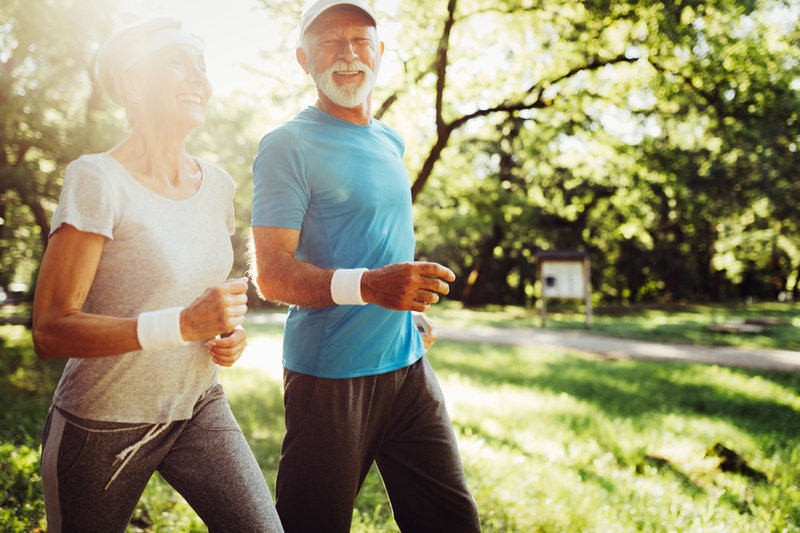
[0,442,46,532]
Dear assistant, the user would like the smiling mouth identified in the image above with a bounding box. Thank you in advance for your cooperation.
[334,70,363,79]
[178,94,203,105]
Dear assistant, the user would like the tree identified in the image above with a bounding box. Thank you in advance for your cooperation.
[0,0,121,294]
[399,0,799,304]
[4,0,798,307]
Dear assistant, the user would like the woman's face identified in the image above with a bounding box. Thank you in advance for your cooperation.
[128,44,212,131]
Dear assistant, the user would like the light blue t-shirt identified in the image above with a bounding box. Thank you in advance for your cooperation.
[252,106,425,378]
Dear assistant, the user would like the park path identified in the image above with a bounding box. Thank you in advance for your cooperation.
[435,325,800,373]
[235,312,800,374]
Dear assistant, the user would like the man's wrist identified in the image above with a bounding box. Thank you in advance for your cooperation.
[330,268,369,305]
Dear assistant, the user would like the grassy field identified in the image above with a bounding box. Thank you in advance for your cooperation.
[2,301,799,532]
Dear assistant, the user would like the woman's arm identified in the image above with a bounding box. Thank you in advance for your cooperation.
[33,224,250,361]
[32,224,140,360]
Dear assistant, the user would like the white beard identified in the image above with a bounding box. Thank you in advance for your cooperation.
[311,59,377,109]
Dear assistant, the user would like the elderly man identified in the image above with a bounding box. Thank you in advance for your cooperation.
[249,0,481,531]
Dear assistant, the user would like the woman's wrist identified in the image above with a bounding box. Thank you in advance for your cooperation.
[136,306,188,350]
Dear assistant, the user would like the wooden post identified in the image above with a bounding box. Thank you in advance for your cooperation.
[538,257,547,327]
[583,255,592,329]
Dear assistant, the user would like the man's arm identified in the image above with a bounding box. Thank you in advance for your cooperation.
[250,226,335,308]
[250,226,455,312]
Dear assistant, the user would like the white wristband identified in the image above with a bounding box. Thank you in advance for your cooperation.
[136,307,188,351]
[330,268,368,305]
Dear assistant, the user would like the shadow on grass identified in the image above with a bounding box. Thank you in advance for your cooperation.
[430,341,800,445]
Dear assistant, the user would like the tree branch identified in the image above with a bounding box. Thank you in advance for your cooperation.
[434,0,458,133]
[411,52,640,201]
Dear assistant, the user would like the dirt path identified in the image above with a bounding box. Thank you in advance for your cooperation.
[436,325,800,373]
[236,312,800,373]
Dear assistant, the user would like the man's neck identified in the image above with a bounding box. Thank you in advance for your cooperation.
[315,96,371,125]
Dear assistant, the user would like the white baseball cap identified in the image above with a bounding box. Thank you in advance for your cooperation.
[298,0,377,38]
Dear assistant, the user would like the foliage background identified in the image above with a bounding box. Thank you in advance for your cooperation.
[3,2,800,530]
[1,0,799,306]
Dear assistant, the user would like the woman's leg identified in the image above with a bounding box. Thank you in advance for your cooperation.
[40,407,165,533]
[158,385,283,533]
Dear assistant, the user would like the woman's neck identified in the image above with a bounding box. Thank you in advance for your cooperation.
[108,130,201,199]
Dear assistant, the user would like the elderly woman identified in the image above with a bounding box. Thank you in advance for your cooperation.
[32,18,282,532]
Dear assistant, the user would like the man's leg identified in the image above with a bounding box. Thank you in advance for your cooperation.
[377,358,481,533]
[275,370,387,533]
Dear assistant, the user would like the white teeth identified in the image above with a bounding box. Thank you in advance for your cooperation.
[178,94,202,104]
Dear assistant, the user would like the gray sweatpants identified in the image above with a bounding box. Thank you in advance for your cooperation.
[275,357,481,533]
[41,384,283,533]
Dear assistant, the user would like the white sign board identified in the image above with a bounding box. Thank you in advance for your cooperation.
[541,260,585,299]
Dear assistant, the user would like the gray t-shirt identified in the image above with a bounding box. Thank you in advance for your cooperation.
[49,153,236,423]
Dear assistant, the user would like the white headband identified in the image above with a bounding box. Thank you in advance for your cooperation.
[95,18,205,105]
[117,28,205,73]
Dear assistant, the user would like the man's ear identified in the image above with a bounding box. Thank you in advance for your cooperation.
[296,47,310,75]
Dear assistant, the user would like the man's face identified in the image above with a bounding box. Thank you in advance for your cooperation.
[300,7,383,108]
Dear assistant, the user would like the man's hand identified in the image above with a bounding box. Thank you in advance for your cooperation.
[361,262,456,312]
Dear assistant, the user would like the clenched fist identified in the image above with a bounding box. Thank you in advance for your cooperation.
[180,277,249,342]
[361,262,456,312]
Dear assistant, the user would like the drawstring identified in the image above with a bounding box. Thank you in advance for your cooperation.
[105,423,170,490]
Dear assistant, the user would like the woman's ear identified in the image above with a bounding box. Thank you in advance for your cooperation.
[117,70,147,106]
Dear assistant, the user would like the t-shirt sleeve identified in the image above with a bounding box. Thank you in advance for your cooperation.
[251,128,309,230]
[50,158,115,239]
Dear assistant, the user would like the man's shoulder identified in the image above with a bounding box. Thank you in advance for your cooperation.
[257,108,317,148]
[371,118,402,139]
[369,118,405,154]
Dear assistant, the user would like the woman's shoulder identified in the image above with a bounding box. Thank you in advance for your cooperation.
[67,152,118,172]
[193,156,230,177]
[62,153,124,190]
[193,157,235,189]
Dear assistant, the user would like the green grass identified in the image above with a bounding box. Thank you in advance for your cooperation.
[431,341,800,532]
[2,301,799,532]
[428,300,800,351]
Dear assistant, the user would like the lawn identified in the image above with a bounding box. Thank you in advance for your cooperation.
[2,301,799,532]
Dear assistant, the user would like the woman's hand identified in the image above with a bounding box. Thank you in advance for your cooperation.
[206,326,247,367]
[180,277,249,342]
[412,311,438,350]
